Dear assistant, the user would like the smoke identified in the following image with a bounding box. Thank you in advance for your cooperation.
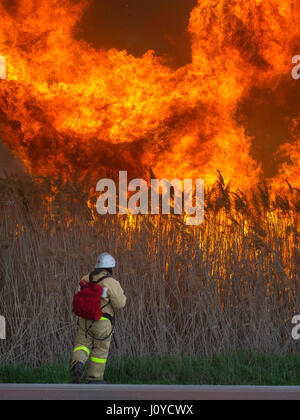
[236,78,300,179]
[0,140,24,176]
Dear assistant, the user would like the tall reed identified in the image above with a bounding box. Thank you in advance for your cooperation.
[0,174,299,366]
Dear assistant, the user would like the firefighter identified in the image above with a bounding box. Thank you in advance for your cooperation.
[71,252,126,384]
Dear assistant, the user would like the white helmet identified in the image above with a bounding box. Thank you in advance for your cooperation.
[95,252,116,269]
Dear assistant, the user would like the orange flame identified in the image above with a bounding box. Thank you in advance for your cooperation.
[0,0,299,190]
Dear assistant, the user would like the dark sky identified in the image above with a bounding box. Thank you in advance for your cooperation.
[75,0,198,68]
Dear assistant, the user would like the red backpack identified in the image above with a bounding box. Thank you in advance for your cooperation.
[72,275,110,321]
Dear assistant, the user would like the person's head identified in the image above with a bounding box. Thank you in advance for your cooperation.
[90,253,116,282]
[95,252,116,274]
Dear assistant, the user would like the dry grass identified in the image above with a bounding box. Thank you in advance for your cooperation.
[0,174,299,367]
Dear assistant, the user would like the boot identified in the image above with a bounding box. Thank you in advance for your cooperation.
[88,378,110,385]
[71,362,84,384]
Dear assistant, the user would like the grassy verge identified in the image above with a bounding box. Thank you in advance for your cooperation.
[1,352,300,385]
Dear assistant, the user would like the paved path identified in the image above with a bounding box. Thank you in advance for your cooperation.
[1,384,300,400]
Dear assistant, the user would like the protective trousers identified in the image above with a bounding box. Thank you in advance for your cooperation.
[72,317,112,382]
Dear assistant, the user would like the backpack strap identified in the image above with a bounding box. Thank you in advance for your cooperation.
[91,274,112,312]
[87,274,113,318]
[90,274,112,284]
[84,319,95,338]
[102,312,115,324]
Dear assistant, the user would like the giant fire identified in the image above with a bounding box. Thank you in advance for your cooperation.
[0,0,299,190]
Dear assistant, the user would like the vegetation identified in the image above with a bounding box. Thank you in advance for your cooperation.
[1,352,300,385]
[0,173,299,368]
